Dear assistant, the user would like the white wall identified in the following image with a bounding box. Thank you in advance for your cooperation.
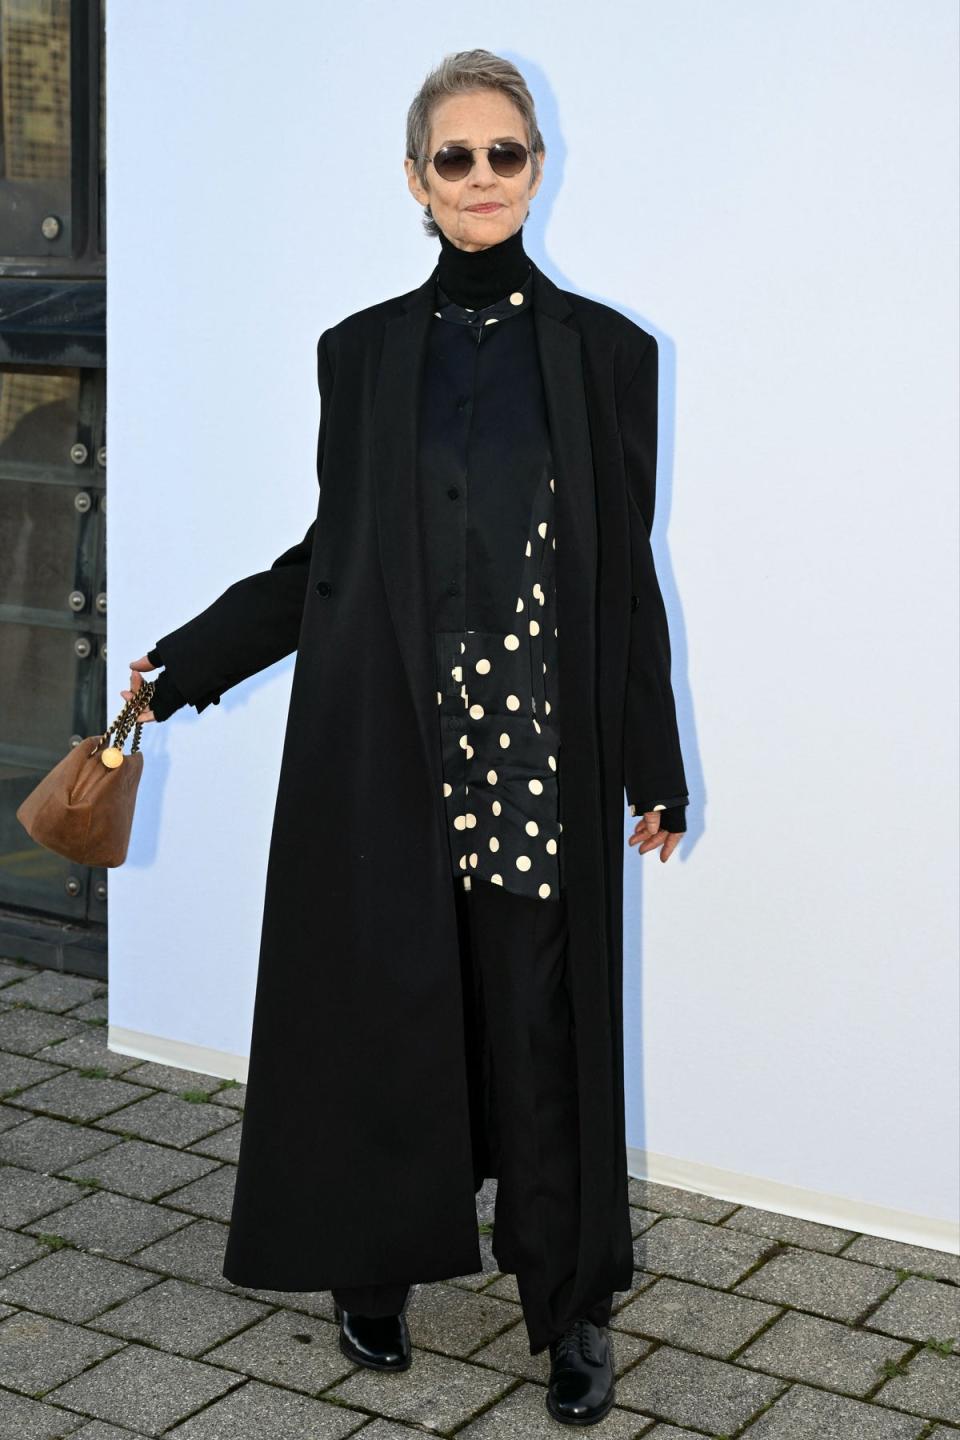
[107,0,959,1249]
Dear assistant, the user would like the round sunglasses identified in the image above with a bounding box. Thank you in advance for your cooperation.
[419,141,529,183]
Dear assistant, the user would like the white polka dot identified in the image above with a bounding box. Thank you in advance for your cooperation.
[460,641,466,653]
[459,855,468,870]
[469,703,484,719]
[529,619,540,636]
[544,701,551,715]
[548,755,557,771]
[504,634,519,650]
[515,597,524,612]
[532,583,543,601]
[435,310,442,317]
[509,291,524,305]
[554,626,558,636]
[516,855,532,872]
[533,718,541,734]
[465,812,477,828]
[437,691,442,704]
[546,838,558,854]
[538,521,548,539]
[528,778,544,795]
[525,820,539,837]
[549,476,555,490]
[538,883,552,898]
[489,836,500,852]
[483,317,499,325]
[552,537,556,549]
[558,822,563,832]
[465,744,474,758]
[492,800,502,816]
[463,874,472,890]
[492,874,503,885]
[486,768,498,784]
[452,665,462,682]
[469,852,478,866]
[499,733,511,749]
[454,815,467,831]
[506,694,520,711]
[476,657,491,674]
[443,782,452,796]
[459,735,469,750]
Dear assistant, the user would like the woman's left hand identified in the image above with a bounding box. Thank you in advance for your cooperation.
[628,813,682,863]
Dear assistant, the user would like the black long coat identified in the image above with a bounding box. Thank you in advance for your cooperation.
[151,257,688,1322]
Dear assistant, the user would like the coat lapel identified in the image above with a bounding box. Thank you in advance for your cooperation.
[370,258,600,837]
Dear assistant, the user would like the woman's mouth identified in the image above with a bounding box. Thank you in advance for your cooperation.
[466,203,503,213]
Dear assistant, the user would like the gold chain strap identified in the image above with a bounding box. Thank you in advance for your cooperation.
[89,678,158,768]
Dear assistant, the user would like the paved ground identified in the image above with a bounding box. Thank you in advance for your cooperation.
[0,955,956,1439]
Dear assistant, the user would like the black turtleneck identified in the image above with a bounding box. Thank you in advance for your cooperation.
[435,223,531,309]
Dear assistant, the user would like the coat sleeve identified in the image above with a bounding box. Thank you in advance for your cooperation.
[618,332,689,818]
[148,327,336,715]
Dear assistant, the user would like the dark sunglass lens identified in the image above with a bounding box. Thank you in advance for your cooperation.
[488,142,528,176]
[433,146,473,181]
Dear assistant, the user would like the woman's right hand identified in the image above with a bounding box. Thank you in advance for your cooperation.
[122,656,159,722]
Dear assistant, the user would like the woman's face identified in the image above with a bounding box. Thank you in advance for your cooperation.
[405,88,544,251]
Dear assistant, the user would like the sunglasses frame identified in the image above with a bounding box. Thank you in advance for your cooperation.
[418,141,530,182]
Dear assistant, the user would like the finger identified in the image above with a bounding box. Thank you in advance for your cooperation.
[660,832,681,861]
[635,829,667,854]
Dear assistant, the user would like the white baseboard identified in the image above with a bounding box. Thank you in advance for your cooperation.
[628,1145,959,1257]
[108,1027,957,1258]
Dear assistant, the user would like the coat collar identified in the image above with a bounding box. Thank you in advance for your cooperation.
[370,258,598,840]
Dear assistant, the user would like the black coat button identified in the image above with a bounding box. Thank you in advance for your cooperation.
[630,594,639,611]
[447,486,460,500]
[315,580,332,597]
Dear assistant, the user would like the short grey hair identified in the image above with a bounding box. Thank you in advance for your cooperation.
[406,49,545,238]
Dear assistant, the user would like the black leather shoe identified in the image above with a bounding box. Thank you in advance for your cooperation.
[546,1317,615,1425]
[333,1299,412,1371]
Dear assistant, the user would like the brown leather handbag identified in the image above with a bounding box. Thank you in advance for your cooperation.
[16,679,158,868]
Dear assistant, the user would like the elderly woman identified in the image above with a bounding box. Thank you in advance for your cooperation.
[126,49,688,1427]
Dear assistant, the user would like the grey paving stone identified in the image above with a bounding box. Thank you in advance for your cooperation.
[721,1204,856,1254]
[119,1061,225,1097]
[0,1115,120,1173]
[209,1083,245,1111]
[0,1309,124,1394]
[874,1348,960,1423]
[634,1214,775,1288]
[745,1381,927,1437]
[0,1008,86,1054]
[91,1276,269,1358]
[129,1218,238,1292]
[163,1378,362,1438]
[630,1205,658,1236]
[618,1346,785,1430]
[0,1387,87,1439]
[93,1092,235,1147]
[25,1189,194,1259]
[45,1343,239,1435]
[627,1177,739,1222]
[866,1275,960,1348]
[613,1274,779,1356]
[350,1422,448,1440]
[0,1101,28,1132]
[63,1138,219,1201]
[0,1225,49,1276]
[0,959,36,985]
[480,1272,520,1304]
[739,1307,913,1394]
[0,1163,87,1227]
[641,1428,703,1438]
[185,1122,242,1163]
[0,971,104,1013]
[68,1425,152,1440]
[0,1247,160,1323]
[0,1050,66,1096]
[402,1279,523,1357]
[68,997,109,1021]
[327,1343,513,1430]
[202,1308,354,1392]
[157,1164,235,1222]
[7,1072,149,1123]
[456,1379,647,1437]
[35,1031,143,1076]
[843,1233,960,1285]
[735,1246,901,1322]
[470,1310,650,1380]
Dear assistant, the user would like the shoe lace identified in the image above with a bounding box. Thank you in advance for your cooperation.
[554,1316,603,1366]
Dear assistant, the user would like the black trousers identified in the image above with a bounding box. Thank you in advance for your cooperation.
[332,872,613,1355]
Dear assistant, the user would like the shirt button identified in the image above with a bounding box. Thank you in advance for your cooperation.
[447,487,460,500]
[509,291,524,305]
